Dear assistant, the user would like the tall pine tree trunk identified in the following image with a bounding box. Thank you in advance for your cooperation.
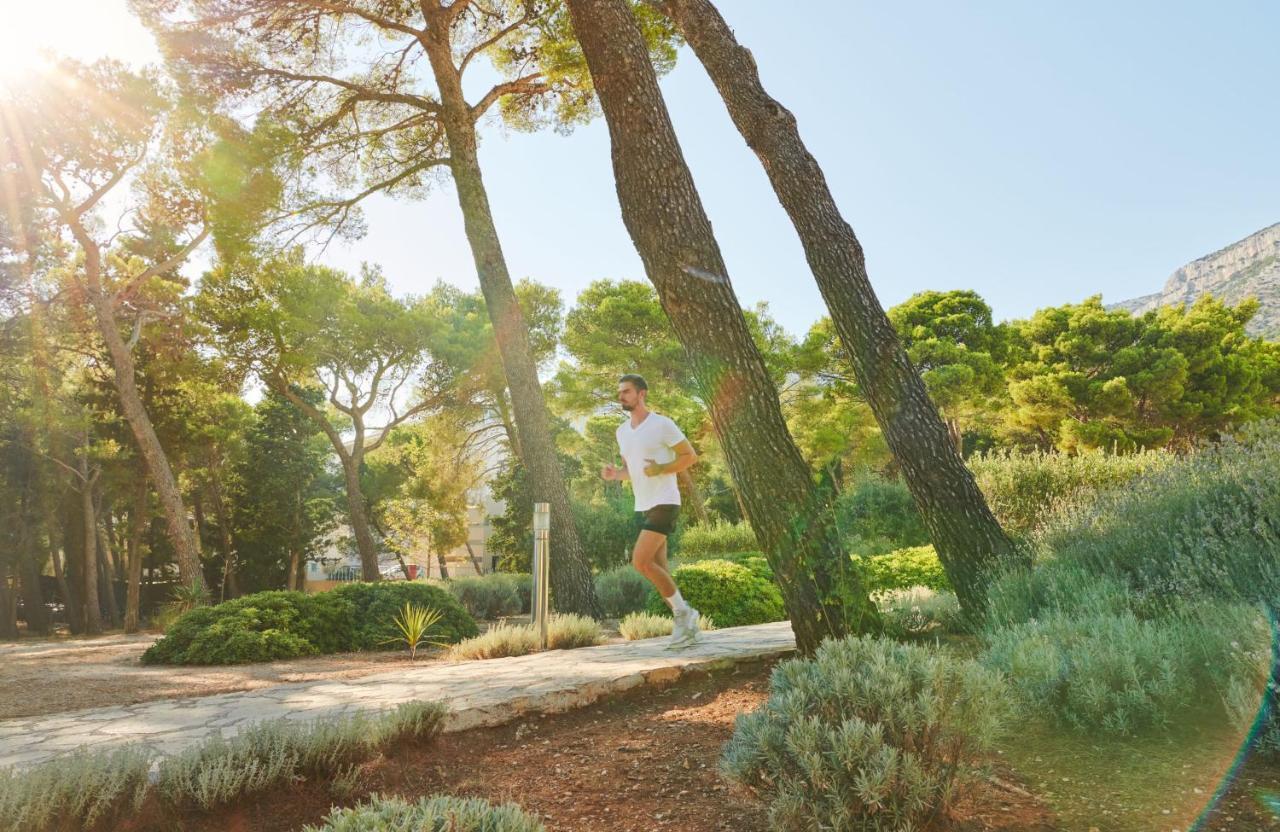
[421,18,599,616]
[565,0,878,652]
[124,475,147,633]
[209,473,239,600]
[340,455,382,582]
[48,519,80,634]
[96,503,122,628]
[72,230,204,591]
[79,461,102,634]
[652,0,1019,613]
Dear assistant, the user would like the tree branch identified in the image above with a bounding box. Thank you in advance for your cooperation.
[470,73,547,120]
[112,224,210,307]
[458,8,533,75]
[244,66,440,113]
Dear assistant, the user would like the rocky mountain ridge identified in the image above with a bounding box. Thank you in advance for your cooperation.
[1111,222,1280,340]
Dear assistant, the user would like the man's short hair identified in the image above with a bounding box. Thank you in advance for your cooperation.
[618,373,648,391]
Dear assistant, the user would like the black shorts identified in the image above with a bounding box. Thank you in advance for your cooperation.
[636,504,680,536]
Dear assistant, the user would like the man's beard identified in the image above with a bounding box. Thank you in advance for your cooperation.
[620,402,634,412]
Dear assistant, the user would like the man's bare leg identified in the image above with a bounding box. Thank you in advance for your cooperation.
[633,530,699,646]
[632,529,676,597]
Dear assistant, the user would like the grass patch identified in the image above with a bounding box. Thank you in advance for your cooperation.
[449,614,605,660]
[617,611,717,640]
[0,700,447,831]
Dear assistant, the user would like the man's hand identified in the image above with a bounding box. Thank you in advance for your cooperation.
[601,463,626,482]
[643,458,667,477]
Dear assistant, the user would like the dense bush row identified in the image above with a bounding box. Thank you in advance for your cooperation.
[978,421,1280,738]
[143,583,477,665]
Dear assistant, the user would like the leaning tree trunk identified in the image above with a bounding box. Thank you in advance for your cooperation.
[565,0,878,652]
[656,0,1019,614]
[422,20,600,617]
[75,238,204,591]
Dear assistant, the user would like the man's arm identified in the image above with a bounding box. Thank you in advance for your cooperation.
[602,460,631,481]
[643,440,697,477]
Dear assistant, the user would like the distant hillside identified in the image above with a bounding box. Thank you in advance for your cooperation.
[1111,222,1280,340]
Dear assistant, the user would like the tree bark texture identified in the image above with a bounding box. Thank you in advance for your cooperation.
[80,467,102,634]
[0,572,16,640]
[124,475,147,633]
[96,508,122,628]
[421,16,600,617]
[657,0,1019,613]
[341,456,382,581]
[273,381,382,582]
[209,473,239,600]
[48,519,80,634]
[75,236,204,591]
[565,0,878,652]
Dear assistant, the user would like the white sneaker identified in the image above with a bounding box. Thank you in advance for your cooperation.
[666,607,700,649]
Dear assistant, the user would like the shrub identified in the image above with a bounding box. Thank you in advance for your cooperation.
[675,520,757,558]
[618,611,716,640]
[141,590,356,665]
[158,701,447,810]
[982,603,1269,735]
[856,544,950,595]
[594,565,654,618]
[1032,421,1280,609]
[143,583,477,665]
[721,635,1010,832]
[0,745,151,832]
[969,447,1174,537]
[306,794,545,832]
[451,622,539,660]
[877,588,965,639]
[0,702,447,829]
[448,574,524,620]
[333,581,478,650]
[835,472,929,555]
[573,494,638,571]
[449,614,604,660]
[644,559,785,627]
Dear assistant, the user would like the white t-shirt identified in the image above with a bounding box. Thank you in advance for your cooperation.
[616,412,688,511]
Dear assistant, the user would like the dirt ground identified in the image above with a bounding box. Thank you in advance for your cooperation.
[0,620,629,718]
[171,659,1057,832]
[0,631,455,718]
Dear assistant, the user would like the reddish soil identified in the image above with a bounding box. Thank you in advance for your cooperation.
[169,659,1057,832]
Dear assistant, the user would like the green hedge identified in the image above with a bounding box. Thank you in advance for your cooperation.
[143,583,478,665]
[969,447,1174,537]
[331,582,478,651]
[675,520,756,558]
[835,472,929,555]
[447,573,528,619]
[856,545,951,594]
[594,565,653,618]
[644,559,784,627]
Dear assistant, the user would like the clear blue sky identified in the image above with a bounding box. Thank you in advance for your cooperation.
[28,1,1280,337]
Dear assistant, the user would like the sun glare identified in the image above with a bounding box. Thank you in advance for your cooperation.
[0,1,158,80]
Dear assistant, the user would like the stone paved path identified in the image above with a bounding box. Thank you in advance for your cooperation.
[0,621,795,770]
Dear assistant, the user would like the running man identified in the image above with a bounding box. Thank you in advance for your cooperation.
[601,374,702,648]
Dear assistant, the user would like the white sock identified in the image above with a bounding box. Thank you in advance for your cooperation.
[665,588,690,614]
